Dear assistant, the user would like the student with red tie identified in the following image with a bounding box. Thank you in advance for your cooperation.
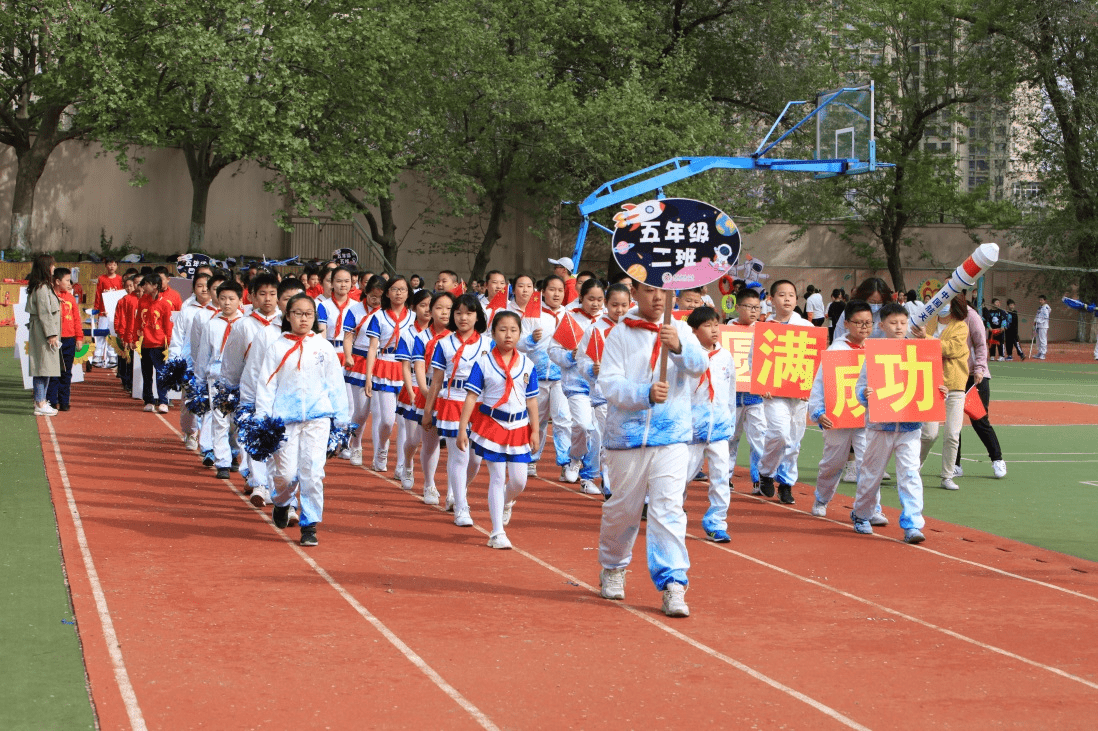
[360,276,414,473]
[193,280,245,479]
[136,273,175,413]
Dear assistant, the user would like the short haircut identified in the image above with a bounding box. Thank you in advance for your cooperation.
[438,269,459,282]
[687,306,720,329]
[216,280,244,298]
[878,302,908,321]
[541,274,565,292]
[302,263,319,277]
[53,267,72,281]
[1038,294,1047,300]
[447,293,487,333]
[769,279,796,296]
[679,286,704,295]
[844,299,872,320]
[277,277,305,298]
[577,270,597,280]
[736,287,760,302]
[832,288,843,298]
[491,310,522,332]
[1007,298,1015,306]
[104,257,118,264]
[906,290,918,302]
[250,272,279,294]
[154,265,169,276]
[193,272,212,288]
[579,277,604,298]
[207,272,229,291]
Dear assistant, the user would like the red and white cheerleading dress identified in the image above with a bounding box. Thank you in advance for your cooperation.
[316,296,354,366]
[465,349,539,463]
[396,322,439,423]
[429,331,494,438]
[342,301,381,387]
[363,308,414,393]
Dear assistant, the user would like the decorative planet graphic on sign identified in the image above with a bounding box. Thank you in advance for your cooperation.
[611,198,741,291]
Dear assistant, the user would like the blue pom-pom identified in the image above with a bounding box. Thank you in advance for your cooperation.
[183,373,210,417]
[212,383,240,416]
[234,402,256,431]
[326,420,359,458]
[156,357,188,393]
[240,415,286,461]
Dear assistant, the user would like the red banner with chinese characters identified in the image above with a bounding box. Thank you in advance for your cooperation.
[718,324,753,392]
[822,350,867,428]
[865,339,945,422]
[749,322,827,398]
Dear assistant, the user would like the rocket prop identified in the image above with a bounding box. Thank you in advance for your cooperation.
[1062,297,1097,313]
[911,243,999,328]
[612,198,741,379]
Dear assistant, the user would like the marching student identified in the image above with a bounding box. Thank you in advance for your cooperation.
[421,294,493,526]
[482,270,510,322]
[575,282,632,498]
[113,274,140,392]
[517,274,572,478]
[1003,299,1026,361]
[727,288,766,494]
[220,273,280,502]
[46,268,83,412]
[435,270,462,295]
[851,303,942,544]
[409,291,455,505]
[1034,294,1050,359]
[193,280,245,479]
[93,258,124,369]
[456,310,541,549]
[255,293,351,547]
[597,281,708,618]
[807,300,884,525]
[507,274,535,314]
[316,266,356,361]
[342,274,385,464]
[757,280,814,505]
[916,296,969,491]
[361,276,414,473]
[136,273,175,413]
[549,278,605,494]
[155,266,183,311]
[674,287,703,312]
[167,272,216,450]
[394,289,434,490]
[190,272,229,465]
[683,306,735,543]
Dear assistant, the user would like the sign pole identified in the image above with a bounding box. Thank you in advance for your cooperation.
[659,290,672,382]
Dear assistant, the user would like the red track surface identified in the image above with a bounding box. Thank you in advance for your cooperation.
[42,371,1098,730]
[993,401,1098,425]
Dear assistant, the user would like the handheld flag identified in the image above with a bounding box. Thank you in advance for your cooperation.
[585,328,606,363]
[522,291,542,319]
[963,385,986,420]
[487,288,508,313]
[552,313,584,351]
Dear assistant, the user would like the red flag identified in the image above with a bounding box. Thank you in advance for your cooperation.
[522,291,542,319]
[487,287,508,313]
[963,385,986,420]
[552,313,584,351]
[453,281,466,296]
[585,328,606,363]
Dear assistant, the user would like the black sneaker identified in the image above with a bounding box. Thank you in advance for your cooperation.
[778,483,795,504]
[229,463,239,473]
[759,475,776,498]
[215,467,230,480]
[272,505,290,528]
[300,527,318,546]
[59,403,71,412]
[202,453,215,467]
[641,503,648,521]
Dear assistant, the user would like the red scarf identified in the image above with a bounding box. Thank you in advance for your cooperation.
[624,318,662,371]
[424,325,447,366]
[384,308,407,349]
[267,333,309,383]
[542,306,561,327]
[601,315,617,330]
[250,311,274,327]
[218,314,240,353]
[327,297,352,339]
[573,308,598,323]
[447,331,481,395]
[697,348,719,401]
[491,348,520,409]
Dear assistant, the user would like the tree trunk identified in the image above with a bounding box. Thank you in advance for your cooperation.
[377,195,398,270]
[182,141,233,253]
[880,166,909,293]
[471,189,507,282]
[7,105,70,253]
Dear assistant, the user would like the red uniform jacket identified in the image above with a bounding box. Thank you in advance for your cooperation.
[58,291,84,342]
[137,294,174,348]
[115,292,140,344]
[94,274,124,314]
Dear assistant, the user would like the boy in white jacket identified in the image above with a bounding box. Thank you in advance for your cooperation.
[597,282,708,618]
[193,280,245,480]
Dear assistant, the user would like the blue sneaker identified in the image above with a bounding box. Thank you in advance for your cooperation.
[705,529,731,543]
[904,528,925,544]
[850,510,873,535]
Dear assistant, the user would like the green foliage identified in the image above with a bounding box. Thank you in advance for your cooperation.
[98,229,135,261]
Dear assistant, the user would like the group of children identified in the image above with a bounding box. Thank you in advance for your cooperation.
[91,254,983,620]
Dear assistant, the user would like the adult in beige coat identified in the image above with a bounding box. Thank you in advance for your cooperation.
[25,254,61,415]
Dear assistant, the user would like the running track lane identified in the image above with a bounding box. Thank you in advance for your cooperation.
[42,371,1098,728]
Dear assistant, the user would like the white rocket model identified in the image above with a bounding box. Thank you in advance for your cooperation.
[911,243,999,327]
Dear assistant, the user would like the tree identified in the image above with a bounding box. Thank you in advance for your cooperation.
[0,1,120,252]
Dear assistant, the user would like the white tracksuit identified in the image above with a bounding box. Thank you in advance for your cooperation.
[548,309,602,479]
[255,332,350,528]
[575,314,618,493]
[1034,303,1050,357]
[759,312,814,486]
[806,339,871,508]
[194,313,244,469]
[223,311,280,491]
[518,306,572,467]
[598,309,708,591]
[168,299,217,436]
[685,346,735,534]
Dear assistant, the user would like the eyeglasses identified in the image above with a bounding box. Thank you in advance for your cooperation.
[288,310,315,318]
[848,320,874,329]
[739,305,761,311]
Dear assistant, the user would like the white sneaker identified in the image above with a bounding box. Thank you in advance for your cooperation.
[371,460,386,472]
[143,403,155,412]
[599,568,626,600]
[562,461,580,483]
[400,467,415,490]
[423,485,440,505]
[997,356,1005,361]
[339,448,351,460]
[940,478,959,491]
[661,583,690,618]
[579,479,600,495]
[502,500,514,526]
[349,448,363,466]
[869,512,889,527]
[487,532,512,550]
[445,492,455,512]
[34,403,58,416]
[527,463,538,477]
[157,403,169,414]
[954,464,964,478]
[992,460,1007,478]
[811,500,827,517]
[287,507,300,527]
[454,509,473,527]
[750,481,762,495]
[840,461,857,483]
[249,487,269,508]
[183,433,199,451]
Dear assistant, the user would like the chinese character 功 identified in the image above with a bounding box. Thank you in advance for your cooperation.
[874,345,934,413]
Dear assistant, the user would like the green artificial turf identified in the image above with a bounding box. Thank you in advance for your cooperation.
[0,356,96,730]
[741,360,1098,563]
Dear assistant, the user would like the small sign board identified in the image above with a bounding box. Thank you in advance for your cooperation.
[333,248,359,266]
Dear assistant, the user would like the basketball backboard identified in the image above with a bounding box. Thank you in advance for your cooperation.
[815,85,874,165]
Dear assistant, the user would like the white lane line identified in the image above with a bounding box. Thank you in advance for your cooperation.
[44,417,148,731]
[363,466,871,731]
[155,416,499,731]
[539,474,1098,692]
